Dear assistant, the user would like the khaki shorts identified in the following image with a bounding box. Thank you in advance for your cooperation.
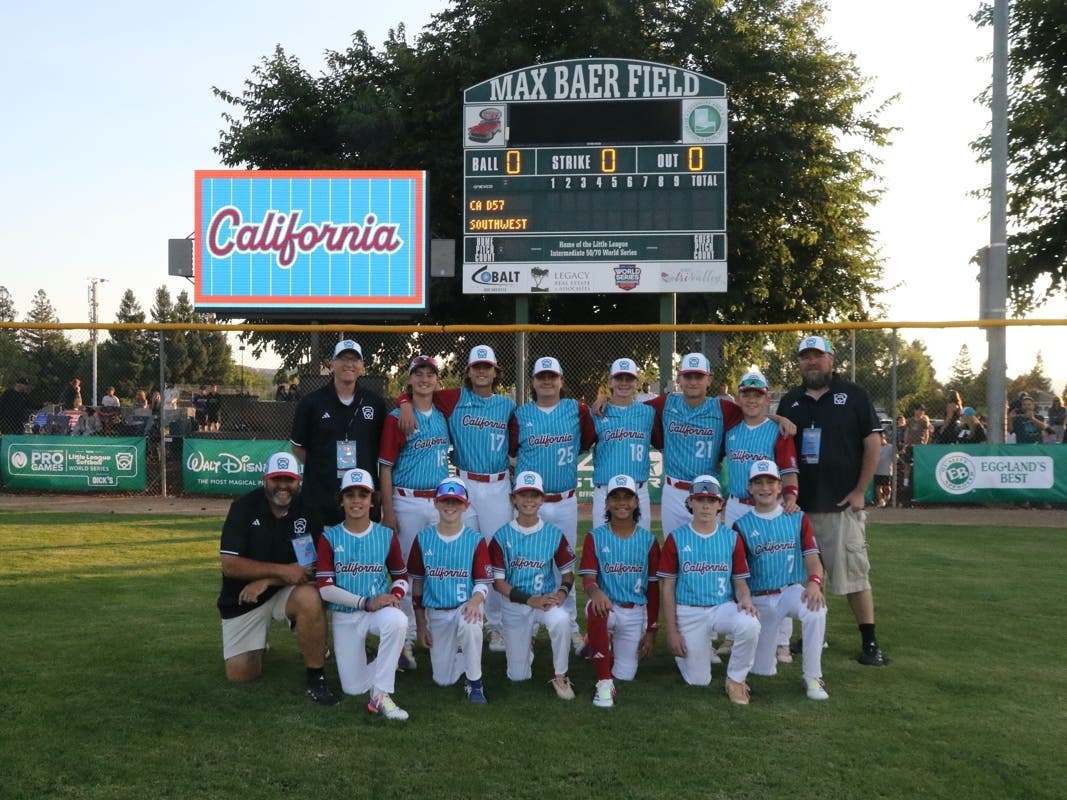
[807,509,871,595]
[221,586,296,660]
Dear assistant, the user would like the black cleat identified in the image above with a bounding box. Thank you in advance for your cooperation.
[306,674,341,705]
[857,646,889,667]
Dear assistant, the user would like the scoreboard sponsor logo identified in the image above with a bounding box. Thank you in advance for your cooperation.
[614,264,641,290]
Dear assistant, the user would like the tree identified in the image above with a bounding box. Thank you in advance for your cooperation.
[100,289,156,398]
[151,287,190,386]
[1007,350,1052,398]
[214,0,888,340]
[0,286,26,388]
[973,1,1067,312]
[18,290,78,406]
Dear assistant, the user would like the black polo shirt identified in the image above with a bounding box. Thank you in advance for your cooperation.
[777,374,881,514]
[216,489,323,619]
[290,380,386,520]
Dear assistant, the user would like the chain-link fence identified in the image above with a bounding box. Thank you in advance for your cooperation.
[1,320,1064,500]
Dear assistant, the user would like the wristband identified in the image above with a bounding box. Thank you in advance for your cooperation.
[509,587,532,604]
[808,574,823,587]
[558,581,573,596]
[390,586,405,599]
[783,486,799,497]
[359,596,369,611]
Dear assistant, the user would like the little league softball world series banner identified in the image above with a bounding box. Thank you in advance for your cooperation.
[194,171,427,314]
[914,444,1067,503]
[1,436,146,491]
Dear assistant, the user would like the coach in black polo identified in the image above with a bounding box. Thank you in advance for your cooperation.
[777,335,888,667]
[290,339,387,524]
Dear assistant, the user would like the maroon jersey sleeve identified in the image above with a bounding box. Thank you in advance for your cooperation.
[472,538,493,583]
[553,534,576,571]
[799,514,819,555]
[386,532,408,580]
[731,535,750,579]
[774,434,799,474]
[577,402,597,452]
[645,539,661,629]
[720,397,744,429]
[578,532,600,582]
[378,415,406,466]
[315,536,336,588]
[657,534,678,577]
[508,412,520,456]
[646,393,667,450]
[406,537,425,579]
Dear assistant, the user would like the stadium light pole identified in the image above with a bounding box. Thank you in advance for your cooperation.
[87,277,108,406]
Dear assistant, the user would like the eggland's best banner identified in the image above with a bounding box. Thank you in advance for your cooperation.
[1,436,146,491]
[183,439,295,495]
[913,444,1067,503]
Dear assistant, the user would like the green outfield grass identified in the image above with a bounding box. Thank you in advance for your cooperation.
[2,510,1063,800]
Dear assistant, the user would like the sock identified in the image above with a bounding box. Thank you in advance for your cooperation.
[306,666,325,685]
[859,624,877,650]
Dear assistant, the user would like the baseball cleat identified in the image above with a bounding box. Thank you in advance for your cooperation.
[550,674,575,700]
[397,642,417,671]
[488,630,506,653]
[464,678,488,705]
[367,693,409,720]
[593,679,616,708]
[857,645,889,667]
[776,644,793,664]
[709,643,722,665]
[305,674,341,706]
[805,678,829,701]
[725,678,751,705]
[716,639,733,656]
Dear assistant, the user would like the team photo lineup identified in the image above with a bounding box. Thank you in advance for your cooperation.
[218,333,888,719]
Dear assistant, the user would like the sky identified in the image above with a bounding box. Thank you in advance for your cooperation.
[2,0,1063,390]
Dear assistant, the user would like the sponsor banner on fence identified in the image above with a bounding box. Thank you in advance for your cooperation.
[183,439,294,495]
[914,444,1067,503]
[1,436,146,491]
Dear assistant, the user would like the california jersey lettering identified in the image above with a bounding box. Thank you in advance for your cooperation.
[724,419,798,499]
[734,508,819,594]
[578,525,659,605]
[658,524,748,606]
[513,399,581,493]
[661,394,726,481]
[592,403,655,484]
[316,522,399,612]
[490,521,575,594]
[409,525,491,608]
[448,388,514,474]
[388,406,450,489]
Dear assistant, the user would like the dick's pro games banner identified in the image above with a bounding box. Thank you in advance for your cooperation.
[195,170,427,314]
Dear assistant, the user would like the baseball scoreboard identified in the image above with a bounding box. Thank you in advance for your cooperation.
[463,58,727,295]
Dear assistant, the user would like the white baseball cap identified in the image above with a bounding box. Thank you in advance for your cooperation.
[606,474,638,495]
[340,468,375,492]
[689,474,723,500]
[468,345,498,367]
[531,356,562,377]
[610,358,639,378]
[435,477,470,505]
[408,354,438,373]
[264,452,301,480]
[749,460,782,481]
[737,369,769,395]
[512,470,545,495]
[333,339,363,359]
[678,352,711,375]
[797,335,833,355]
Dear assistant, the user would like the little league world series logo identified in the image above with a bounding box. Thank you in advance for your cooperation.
[935,452,978,495]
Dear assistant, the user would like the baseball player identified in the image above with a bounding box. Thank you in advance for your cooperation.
[397,344,516,653]
[734,460,829,701]
[379,355,451,669]
[658,475,761,704]
[315,469,410,721]
[408,478,494,704]
[489,470,578,700]
[590,358,655,524]
[578,474,660,708]
[509,356,596,655]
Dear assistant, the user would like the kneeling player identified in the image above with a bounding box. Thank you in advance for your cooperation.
[316,469,410,720]
[658,476,761,705]
[579,474,660,708]
[409,478,493,704]
[735,460,829,700]
[489,471,577,700]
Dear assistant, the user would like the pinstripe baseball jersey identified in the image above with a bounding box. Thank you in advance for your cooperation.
[657,524,750,606]
[407,525,493,608]
[512,399,582,493]
[733,508,819,594]
[592,402,655,484]
[578,525,659,605]
[445,387,515,474]
[723,419,799,499]
[379,406,451,489]
[653,394,741,481]
[315,522,406,613]
[489,521,575,594]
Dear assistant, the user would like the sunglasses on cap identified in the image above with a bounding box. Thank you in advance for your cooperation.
[690,479,721,497]
[435,482,469,501]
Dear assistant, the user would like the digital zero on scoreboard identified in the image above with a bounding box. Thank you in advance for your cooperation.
[462,58,727,295]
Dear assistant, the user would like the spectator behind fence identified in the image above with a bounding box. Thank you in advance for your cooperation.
[0,378,34,435]
[193,385,209,430]
[275,385,288,402]
[958,407,987,444]
[75,407,101,436]
[1046,394,1065,442]
[100,386,120,410]
[287,384,301,401]
[205,385,222,431]
[59,377,83,410]
[1011,392,1047,444]
[935,390,963,444]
